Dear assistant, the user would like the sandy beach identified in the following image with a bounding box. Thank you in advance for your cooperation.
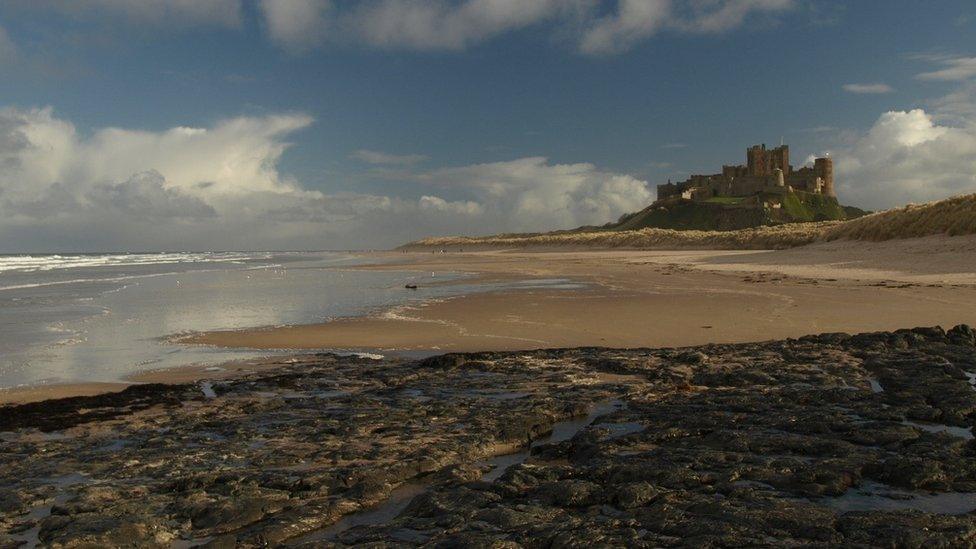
[4,235,973,406]
[184,235,976,353]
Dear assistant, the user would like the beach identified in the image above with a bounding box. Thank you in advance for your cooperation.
[184,235,976,354]
[3,235,974,406]
[4,236,976,545]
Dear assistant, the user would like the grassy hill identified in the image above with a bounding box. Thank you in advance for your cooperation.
[823,194,976,241]
[399,194,976,251]
[607,190,859,232]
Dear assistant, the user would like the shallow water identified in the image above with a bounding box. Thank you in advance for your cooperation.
[902,420,974,440]
[7,472,91,547]
[290,399,627,543]
[479,399,627,481]
[0,252,581,389]
[288,482,429,544]
[823,480,976,514]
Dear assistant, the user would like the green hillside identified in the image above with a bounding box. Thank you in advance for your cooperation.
[606,191,864,232]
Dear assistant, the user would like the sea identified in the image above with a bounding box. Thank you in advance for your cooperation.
[0,251,479,390]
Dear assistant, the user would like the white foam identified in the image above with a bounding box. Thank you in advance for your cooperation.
[0,251,272,275]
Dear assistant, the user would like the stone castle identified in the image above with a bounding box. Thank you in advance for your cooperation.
[656,144,835,203]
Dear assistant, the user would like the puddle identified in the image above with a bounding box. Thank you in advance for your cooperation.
[732,480,777,490]
[399,388,429,401]
[171,536,214,549]
[822,481,976,514]
[455,390,530,401]
[96,439,127,452]
[510,278,585,290]
[592,421,644,441]
[478,399,626,482]
[8,473,91,547]
[287,481,428,544]
[286,398,627,544]
[868,379,884,393]
[902,420,973,440]
[200,381,217,399]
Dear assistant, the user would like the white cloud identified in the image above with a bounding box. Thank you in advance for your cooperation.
[930,83,976,123]
[413,156,652,231]
[579,0,671,55]
[6,0,798,55]
[419,195,484,215]
[579,0,795,55]
[843,83,894,94]
[84,170,217,220]
[351,149,429,166]
[259,0,331,53]
[834,109,976,210]
[343,0,564,51]
[0,106,651,250]
[916,56,976,82]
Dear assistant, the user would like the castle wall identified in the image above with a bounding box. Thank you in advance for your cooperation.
[657,144,834,202]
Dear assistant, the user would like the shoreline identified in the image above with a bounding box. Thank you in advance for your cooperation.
[3,235,975,406]
[182,237,976,350]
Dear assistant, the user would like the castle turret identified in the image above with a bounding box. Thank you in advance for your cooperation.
[814,157,834,197]
[774,167,785,187]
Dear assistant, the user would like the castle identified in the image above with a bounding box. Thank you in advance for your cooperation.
[656,144,835,203]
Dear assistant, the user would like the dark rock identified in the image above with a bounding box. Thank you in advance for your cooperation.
[949,324,976,347]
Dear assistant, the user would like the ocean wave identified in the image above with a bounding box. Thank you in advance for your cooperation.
[0,252,274,274]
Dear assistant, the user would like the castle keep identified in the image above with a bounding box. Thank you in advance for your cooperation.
[656,144,835,203]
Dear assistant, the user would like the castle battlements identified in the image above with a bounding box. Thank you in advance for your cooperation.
[656,144,834,203]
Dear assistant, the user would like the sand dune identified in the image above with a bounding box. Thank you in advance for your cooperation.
[400,194,976,251]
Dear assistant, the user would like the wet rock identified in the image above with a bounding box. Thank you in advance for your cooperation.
[613,482,660,509]
[535,480,602,507]
[4,325,976,545]
[38,513,175,547]
[949,324,976,347]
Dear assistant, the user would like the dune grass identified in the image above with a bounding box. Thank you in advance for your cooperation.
[823,194,976,241]
[399,194,976,251]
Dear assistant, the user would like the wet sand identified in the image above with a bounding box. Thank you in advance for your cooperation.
[184,236,976,353]
[0,382,132,406]
[6,235,975,405]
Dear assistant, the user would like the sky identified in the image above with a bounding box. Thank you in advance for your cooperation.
[0,0,975,252]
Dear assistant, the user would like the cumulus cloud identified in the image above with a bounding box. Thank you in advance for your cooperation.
[916,56,976,82]
[834,109,976,210]
[259,0,331,53]
[85,171,217,220]
[0,106,650,251]
[351,149,429,166]
[412,156,652,231]
[843,83,894,94]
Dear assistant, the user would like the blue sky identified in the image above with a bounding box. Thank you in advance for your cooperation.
[1,1,975,251]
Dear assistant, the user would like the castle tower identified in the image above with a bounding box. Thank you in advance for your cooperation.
[747,144,767,176]
[769,145,790,176]
[774,167,785,187]
[814,157,835,197]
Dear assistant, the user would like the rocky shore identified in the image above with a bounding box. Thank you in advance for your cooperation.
[2,325,976,547]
